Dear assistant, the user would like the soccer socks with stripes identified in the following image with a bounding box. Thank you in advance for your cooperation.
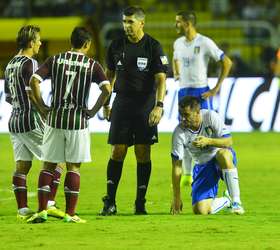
[107,159,123,203]
[222,168,242,204]
[12,173,27,209]
[210,197,231,214]
[136,161,151,202]
[48,165,63,203]
[38,170,53,211]
[64,171,80,216]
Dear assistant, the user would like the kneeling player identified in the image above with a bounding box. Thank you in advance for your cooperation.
[170,96,244,215]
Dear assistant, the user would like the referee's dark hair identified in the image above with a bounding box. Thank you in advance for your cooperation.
[177,11,196,26]
[17,25,40,50]
[71,27,92,49]
[179,96,200,111]
[123,6,145,20]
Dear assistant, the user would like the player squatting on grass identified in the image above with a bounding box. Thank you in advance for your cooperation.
[170,96,245,215]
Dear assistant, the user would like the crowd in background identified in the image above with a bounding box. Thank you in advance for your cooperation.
[0,0,279,78]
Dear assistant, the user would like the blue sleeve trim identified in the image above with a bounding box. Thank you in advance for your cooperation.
[222,134,231,138]
[220,53,225,60]
[171,153,180,160]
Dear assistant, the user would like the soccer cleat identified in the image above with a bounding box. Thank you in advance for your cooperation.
[17,208,35,221]
[100,195,117,216]
[180,174,193,188]
[47,205,65,219]
[231,202,245,215]
[134,199,148,215]
[27,210,48,223]
[63,214,86,223]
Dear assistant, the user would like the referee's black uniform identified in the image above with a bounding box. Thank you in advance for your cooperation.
[106,33,169,146]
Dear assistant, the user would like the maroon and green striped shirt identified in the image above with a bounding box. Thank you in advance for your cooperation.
[4,55,43,133]
[33,51,109,130]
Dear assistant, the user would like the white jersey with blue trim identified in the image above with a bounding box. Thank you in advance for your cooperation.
[173,33,224,88]
[171,110,230,164]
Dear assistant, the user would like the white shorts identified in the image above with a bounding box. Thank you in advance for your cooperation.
[10,128,43,161]
[41,125,91,163]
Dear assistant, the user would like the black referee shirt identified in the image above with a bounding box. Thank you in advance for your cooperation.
[106,33,168,95]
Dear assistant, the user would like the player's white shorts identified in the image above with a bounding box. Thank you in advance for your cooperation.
[41,125,91,163]
[10,127,43,161]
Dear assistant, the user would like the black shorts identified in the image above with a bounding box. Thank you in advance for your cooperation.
[108,94,158,146]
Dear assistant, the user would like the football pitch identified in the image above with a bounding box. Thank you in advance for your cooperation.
[0,132,279,250]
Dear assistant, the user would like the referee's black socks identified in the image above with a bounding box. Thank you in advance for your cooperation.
[136,161,151,202]
[107,159,124,203]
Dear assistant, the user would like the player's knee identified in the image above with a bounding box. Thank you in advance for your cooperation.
[15,161,32,175]
[192,202,211,215]
[111,145,127,161]
[43,161,58,172]
[135,145,151,162]
[216,149,232,164]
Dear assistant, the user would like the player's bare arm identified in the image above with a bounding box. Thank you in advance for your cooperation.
[148,72,166,126]
[192,135,233,148]
[171,158,183,215]
[103,69,116,121]
[28,76,50,119]
[86,83,111,118]
[202,55,232,99]
[172,58,180,81]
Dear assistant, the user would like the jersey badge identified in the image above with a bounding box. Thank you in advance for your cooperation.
[160,56,169,65]
[137,57,148,71]
[194,46,200,54]
[117,60,122,66]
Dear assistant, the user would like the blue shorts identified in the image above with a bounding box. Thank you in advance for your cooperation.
[191,149,237,205]
[178,86,213,110]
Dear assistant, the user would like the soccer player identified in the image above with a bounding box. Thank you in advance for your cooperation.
[4,25,64,221]
[26,27,111,223]
[100,6,168,215]
[173,11,232,188]
[170,96,244,215]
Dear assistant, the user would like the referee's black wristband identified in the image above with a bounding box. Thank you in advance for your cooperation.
[103,94,112,107]
[156,101,164,108]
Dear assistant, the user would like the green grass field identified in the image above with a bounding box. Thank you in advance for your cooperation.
[0,132,279,250]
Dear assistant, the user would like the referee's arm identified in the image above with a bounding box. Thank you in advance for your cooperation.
[148,72,166,126]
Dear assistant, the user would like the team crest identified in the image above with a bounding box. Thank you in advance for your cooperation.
[137,57,148,71]
[160,56,169,65]
[205,126,214,136]
[194,46,200,54]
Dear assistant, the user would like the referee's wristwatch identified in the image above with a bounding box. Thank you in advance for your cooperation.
[156,101,164,108]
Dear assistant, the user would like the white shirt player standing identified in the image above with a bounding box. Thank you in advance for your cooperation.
[170,96,244,215]
[172,11,232,188]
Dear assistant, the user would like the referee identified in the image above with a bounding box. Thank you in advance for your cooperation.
[101,6,168,215]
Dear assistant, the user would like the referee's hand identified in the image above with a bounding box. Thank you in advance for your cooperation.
[148,107,163,126]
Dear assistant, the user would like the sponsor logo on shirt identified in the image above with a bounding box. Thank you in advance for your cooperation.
[194,46,200,54]
[137,57,148,71]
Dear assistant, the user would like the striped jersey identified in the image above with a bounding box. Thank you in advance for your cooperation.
[171,110,231,164]
[33,51,109,130]
[4,55,43,133]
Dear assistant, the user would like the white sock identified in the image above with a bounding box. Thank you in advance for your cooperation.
[47,200,55,207]
[210,197,230,214]
[222,168,241,204]
[18,207,32,215]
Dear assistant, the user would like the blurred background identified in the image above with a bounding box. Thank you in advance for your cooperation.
[0,0,280,79]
